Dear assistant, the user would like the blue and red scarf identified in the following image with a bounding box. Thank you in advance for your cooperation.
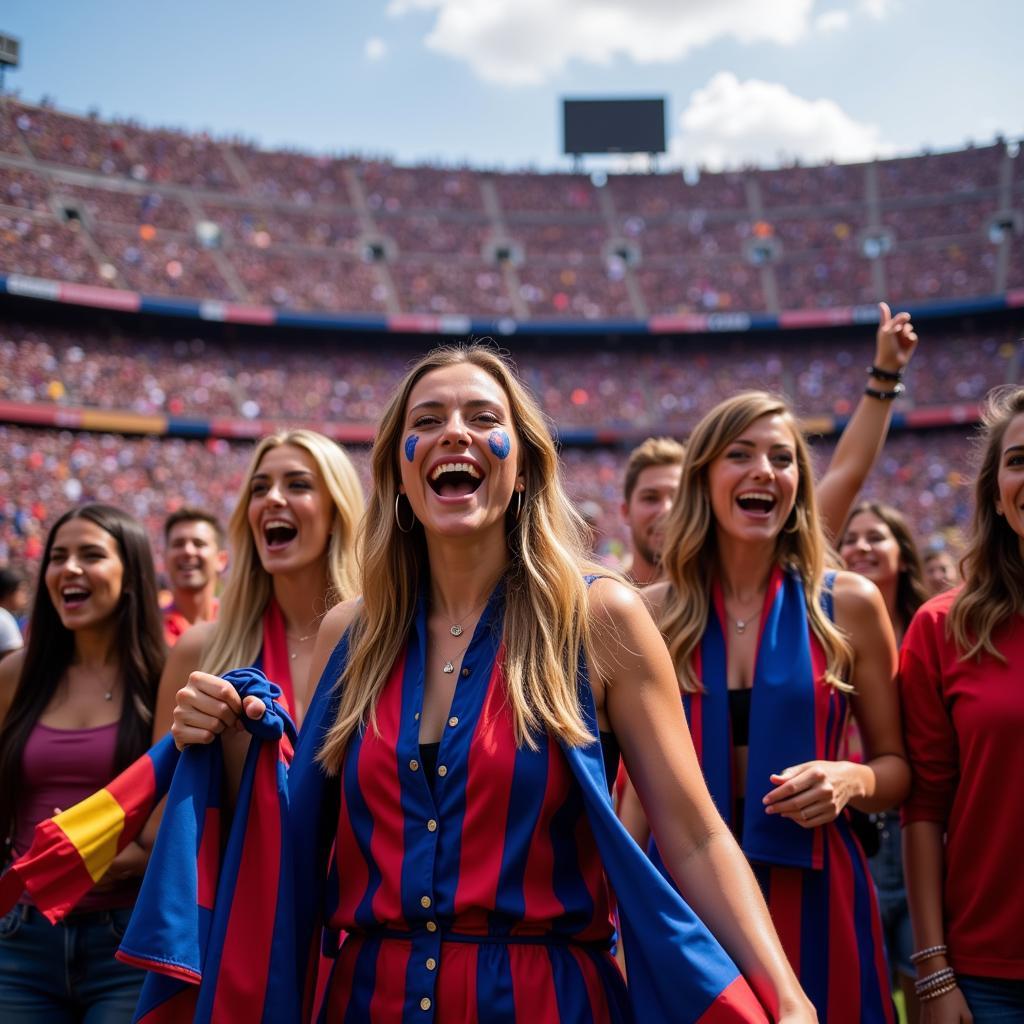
[118,667,297,1023]
[683,567,836,871]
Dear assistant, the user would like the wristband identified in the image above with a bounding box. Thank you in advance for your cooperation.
[867,364,904,382]
[864,383,905,401]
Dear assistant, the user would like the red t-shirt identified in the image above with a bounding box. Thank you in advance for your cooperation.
[899,586,1024,979]
[162,598,219,647]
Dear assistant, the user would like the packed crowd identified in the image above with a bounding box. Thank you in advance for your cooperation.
[2,328,1022,1022]
[0,421,971,583]
[0,99,1017,317]
[1,317,1016,428]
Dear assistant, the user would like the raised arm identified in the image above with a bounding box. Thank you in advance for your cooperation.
[589,578,814,1022]
[817,302,919,539]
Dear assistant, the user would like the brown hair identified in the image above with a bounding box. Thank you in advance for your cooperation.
[840,501,929,634]
[163,506,225,546]
[949,387,1024,661]
[659,391,852,693]
[623,436,686,503]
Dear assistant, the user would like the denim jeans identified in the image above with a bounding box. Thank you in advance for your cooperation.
[0,903,143,1023]
[954,974,1024,1024]
[958,975,1024,1023]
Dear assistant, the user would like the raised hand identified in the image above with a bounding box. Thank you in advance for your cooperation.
[874,300,919,374]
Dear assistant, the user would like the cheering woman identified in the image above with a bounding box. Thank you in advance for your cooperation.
[0,504,165,1022]
[153,428,363,738]
[174,347,814,1021]
[639,391,910,1023]
[900,387,1024,1021]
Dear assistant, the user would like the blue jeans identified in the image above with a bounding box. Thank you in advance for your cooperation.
[958,975,1024,1023]
[0,903,143,1023]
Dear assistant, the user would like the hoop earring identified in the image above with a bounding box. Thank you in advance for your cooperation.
[395,493,416,534]
[783,506,800,535]
[515,489,524,523]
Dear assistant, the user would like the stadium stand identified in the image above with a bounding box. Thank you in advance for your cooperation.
[0,97,1018,585]
[0,98,1018,319]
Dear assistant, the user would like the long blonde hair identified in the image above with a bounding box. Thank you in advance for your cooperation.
[201,430,364,676]
[318,344,606,771]
[660,391,852,693]
[949,386,1024,662]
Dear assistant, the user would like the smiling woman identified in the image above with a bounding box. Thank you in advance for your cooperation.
[900,387,1024,1021]
[0,504,165,1023]
[169,344,821,1022]
[153,429,364,738]
[634,390,910,1024]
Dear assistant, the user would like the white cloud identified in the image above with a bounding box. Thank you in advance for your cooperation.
[365,37,388,61]
[859,0,895,18]
[387,0,817,86]
[670,72,894,170]
[814,10,851,33]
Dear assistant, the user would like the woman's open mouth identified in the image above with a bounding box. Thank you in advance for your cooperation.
[736,491,776,516]
[428,461,484,499]
[263,519,298,550]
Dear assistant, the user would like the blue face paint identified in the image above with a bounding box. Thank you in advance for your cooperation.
[488,429,511,460]
[404,434,418,463]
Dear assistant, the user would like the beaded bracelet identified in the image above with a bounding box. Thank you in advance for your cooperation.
[915,968,956,995]
[868,364,904,382]
[864,382,905,400]
[918,982,959,1003]
[909,944,948,965]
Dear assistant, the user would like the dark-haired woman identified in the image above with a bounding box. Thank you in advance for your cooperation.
[901,387,1024,1022]
[0,504,165,1023]
[840,501,930,1021]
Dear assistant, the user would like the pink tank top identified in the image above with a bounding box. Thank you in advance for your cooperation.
[15,720,139,910]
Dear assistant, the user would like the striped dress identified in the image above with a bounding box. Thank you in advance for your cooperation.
[673,568,894,1024]
[319,589,630,1023]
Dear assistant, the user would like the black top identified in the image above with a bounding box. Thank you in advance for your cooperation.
[728,687,752,747]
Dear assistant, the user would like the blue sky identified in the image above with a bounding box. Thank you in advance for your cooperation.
[2,0,1020,171]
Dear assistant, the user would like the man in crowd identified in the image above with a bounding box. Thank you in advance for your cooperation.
[162,508,227,645]
[620,437,684,586]
[0,566,27,660]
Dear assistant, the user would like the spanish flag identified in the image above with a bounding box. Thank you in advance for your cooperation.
[0,734,178,923]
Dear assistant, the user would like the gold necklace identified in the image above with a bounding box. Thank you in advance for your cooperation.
[285,628,319,661]
[731,612,760,635]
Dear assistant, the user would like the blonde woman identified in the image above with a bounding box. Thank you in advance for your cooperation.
[174,347,814,1021]
[153,428,363,738]
[900,387,1024,1022]
[633,391,909,1023]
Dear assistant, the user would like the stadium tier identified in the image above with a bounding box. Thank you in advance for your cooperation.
[0,97,1018,582]
[0,421,975,582]
[0,97,1021,326]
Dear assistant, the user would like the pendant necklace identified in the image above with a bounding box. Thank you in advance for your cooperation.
[733,613,759,635]
[442,642,470,675]
[439,595,491,673]
[286,629,319,660]
[446,595,491,638]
